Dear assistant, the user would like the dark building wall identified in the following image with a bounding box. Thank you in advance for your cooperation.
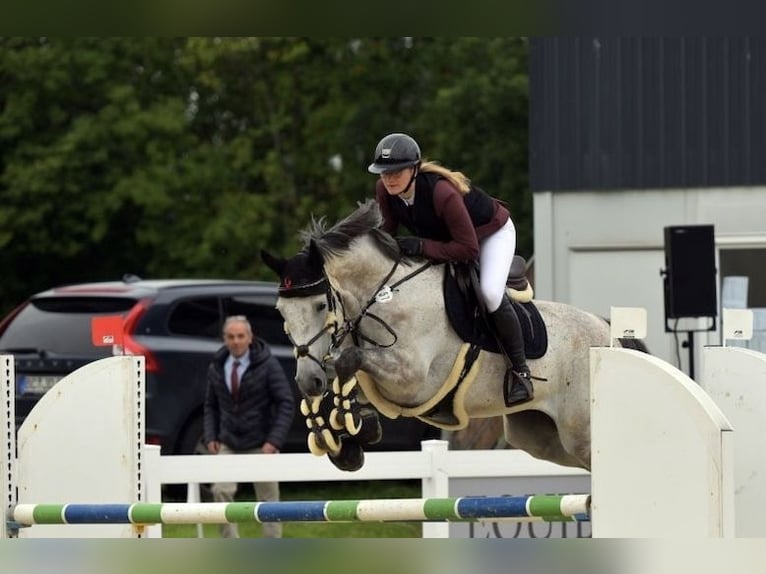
[529,37,766,192]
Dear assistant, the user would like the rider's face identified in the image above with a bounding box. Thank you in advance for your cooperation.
[380,167,414,196]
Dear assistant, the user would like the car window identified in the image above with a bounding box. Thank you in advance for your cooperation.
[0,297,136,356]
[223,295,290,347]
[167,297,222,339]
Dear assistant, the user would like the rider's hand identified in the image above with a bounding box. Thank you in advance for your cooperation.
[397,236,423,257]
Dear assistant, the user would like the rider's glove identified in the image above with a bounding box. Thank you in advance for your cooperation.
[397,236,423,257]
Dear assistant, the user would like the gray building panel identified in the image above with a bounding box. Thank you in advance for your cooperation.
[530,37,766,191]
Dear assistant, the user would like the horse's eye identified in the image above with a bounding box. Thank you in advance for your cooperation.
[316,302,327,312]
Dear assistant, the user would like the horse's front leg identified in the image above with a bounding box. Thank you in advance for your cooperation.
[331,346,383,446]
[335,346,364,382]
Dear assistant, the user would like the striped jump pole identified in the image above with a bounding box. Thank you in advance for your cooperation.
[11,495,590,528]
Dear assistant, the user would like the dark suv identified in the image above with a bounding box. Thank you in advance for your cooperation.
[0,276,438,455]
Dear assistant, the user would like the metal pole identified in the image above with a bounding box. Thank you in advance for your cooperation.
[688,331,695,380]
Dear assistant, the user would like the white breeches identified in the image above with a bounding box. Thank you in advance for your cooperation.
[479,218,516,313]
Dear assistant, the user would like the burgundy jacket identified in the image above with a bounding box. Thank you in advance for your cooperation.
[375,172,510,262]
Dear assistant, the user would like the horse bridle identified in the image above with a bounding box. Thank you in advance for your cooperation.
[281,255,434,374]
[279,277,341,371]
[327,256,434,353]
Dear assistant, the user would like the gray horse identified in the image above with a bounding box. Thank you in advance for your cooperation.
[264,200,615,472]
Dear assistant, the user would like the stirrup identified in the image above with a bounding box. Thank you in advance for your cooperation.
[503,368,534,407]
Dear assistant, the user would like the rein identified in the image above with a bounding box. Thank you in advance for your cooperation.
[282,255,433,371]
[331,257,433,351]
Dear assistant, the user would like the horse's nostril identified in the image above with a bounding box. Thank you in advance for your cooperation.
[311,376,325,393]
[298,375,326,398]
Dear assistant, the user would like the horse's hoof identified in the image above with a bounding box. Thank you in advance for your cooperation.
[317,428,340,454]
[357,410,383,445]
[307,424,344,456]
[328,440,365,472]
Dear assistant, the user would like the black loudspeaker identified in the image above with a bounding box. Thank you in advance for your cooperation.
[663,225,717,319]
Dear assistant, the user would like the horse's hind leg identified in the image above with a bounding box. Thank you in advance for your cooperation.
[502,411,588,470]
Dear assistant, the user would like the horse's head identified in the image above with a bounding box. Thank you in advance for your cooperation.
[261,245,336,399]
[261,200,403,398]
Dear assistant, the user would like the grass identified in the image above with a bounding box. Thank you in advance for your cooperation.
[161,479,422,538]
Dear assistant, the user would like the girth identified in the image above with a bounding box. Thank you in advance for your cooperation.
[354,342,483,431]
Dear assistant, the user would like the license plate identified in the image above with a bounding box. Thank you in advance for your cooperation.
[18,375,63,395]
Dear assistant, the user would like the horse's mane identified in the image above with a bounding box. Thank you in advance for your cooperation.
[299,199,400,261]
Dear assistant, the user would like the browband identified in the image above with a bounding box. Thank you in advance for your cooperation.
[278,277,329,298]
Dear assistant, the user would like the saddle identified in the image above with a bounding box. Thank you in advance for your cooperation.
[417,259,548,428]
[443,257,548,360]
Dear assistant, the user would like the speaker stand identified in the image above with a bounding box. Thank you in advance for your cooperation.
[665,318,716,381]
[682,331,697,380]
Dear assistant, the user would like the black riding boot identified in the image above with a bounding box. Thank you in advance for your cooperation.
[488,296,534,406]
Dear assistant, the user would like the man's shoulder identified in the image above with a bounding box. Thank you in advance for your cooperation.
[248,339,276,363]
[210,346,229,365]
[247,340,288,375]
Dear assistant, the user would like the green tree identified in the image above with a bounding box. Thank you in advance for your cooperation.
[0,37,193,310]
[0,37,529,315]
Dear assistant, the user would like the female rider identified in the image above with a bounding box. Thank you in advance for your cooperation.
[368,132,533,406]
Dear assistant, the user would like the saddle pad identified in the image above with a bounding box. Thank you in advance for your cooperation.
[443,267,548,360]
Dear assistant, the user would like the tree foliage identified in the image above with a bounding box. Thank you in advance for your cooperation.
[0,37,528,314]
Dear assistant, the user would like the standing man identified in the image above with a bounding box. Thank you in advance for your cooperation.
[203,315,295,538]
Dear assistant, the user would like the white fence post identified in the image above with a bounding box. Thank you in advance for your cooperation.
[420,439,449,539]
[701,346,766,536]
[1,355,16,539]
[186,482,204,538]
[590,347,735,537]
[16,356,145,538]
[143,445,162,538]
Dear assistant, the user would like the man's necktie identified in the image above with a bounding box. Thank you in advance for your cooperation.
[231,360,240,400]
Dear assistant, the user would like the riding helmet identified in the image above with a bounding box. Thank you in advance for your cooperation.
[368,133,421,174]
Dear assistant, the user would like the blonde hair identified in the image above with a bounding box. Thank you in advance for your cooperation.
[420,160,471,194]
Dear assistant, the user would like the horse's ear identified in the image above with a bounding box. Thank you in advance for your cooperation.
[307,239,324,269]
[260,249,286,277]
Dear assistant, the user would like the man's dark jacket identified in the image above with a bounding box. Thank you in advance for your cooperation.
[203,338,295,451]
